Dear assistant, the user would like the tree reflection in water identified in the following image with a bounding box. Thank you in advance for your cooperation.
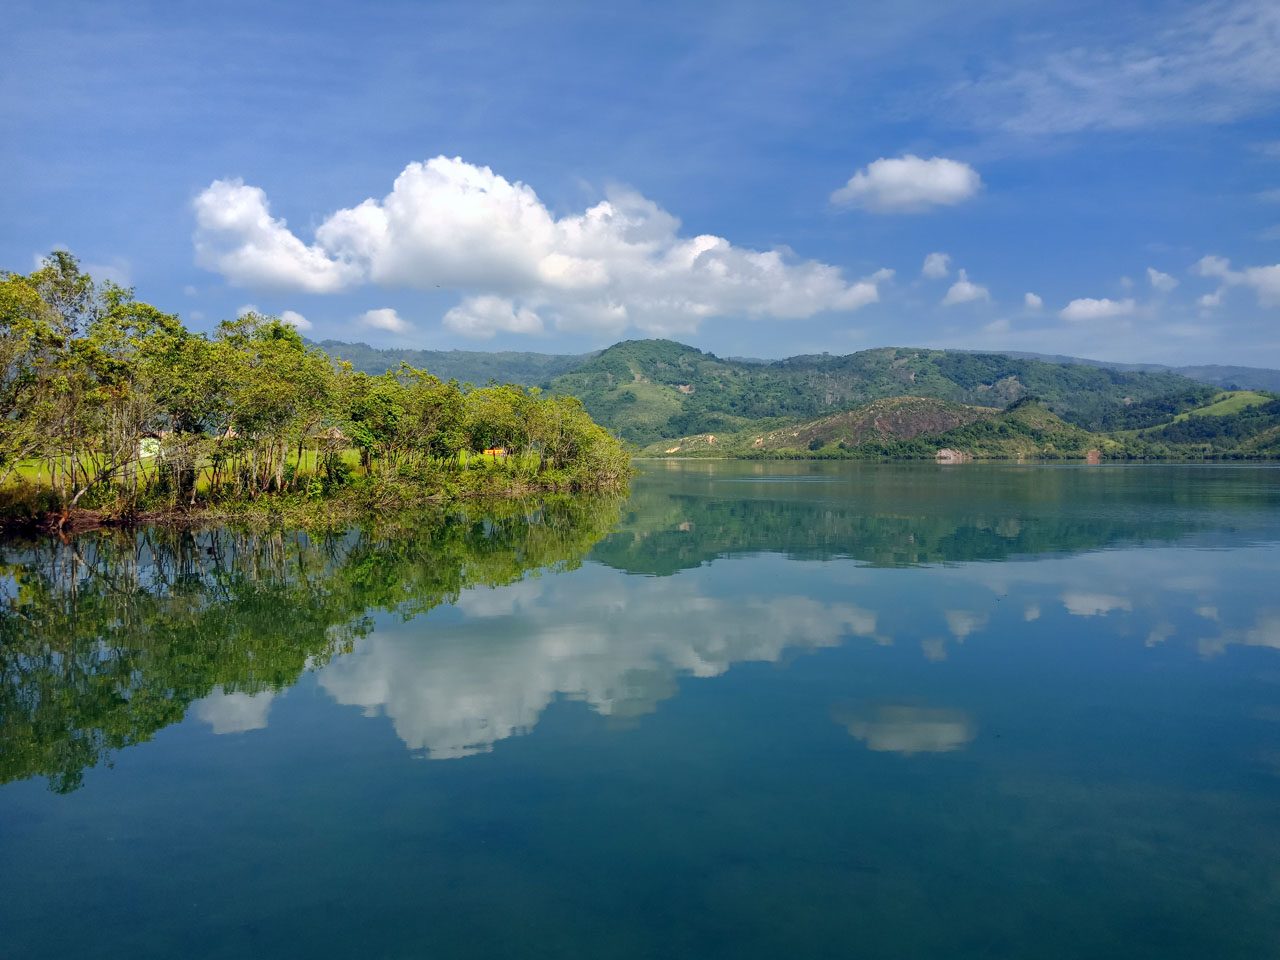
[0,495,622,792]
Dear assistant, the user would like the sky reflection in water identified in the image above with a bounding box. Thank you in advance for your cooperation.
[2,462,1280,959]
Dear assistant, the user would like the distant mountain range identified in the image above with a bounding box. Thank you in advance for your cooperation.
[997,352,1280,392]
[313,339,592,385]
[319,337,1280,395]
[314,337,1280,456]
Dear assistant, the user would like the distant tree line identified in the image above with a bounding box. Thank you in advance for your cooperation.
[0,253,629,523]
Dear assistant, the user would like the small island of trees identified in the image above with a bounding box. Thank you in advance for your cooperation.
[0,254,631,529]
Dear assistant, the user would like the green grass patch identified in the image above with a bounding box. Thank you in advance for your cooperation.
[1172,391,1272,421]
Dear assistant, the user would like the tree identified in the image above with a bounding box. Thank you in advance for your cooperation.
[0,272,53,485]
[0,255,632,519]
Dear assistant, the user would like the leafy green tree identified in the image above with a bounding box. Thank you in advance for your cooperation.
[0,272,53,485]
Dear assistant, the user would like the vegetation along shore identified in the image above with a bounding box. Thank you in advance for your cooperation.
[0,255,631,531]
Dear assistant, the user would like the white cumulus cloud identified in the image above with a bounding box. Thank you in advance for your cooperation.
[1147,267,1179,292]
[1195,255,1234,279]
[1060,297,1136,321]
[1024,292,1043,309]
[280,309,312,330]
[360,307,410,333]
[941,268,990,306]
[193,156,886,338]
[193,179,361,294]
[831,155,981,213]
[1193,254,1280,307]
[921,251,951,279]
[443,296,544,339]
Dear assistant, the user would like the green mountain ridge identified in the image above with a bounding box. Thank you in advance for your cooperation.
[998,351,1280,392]
[315,337,1280,400]
[644,391,1280,461]
[544,339,1199,444]
[311,338,1280,458]
[313,339,593,385]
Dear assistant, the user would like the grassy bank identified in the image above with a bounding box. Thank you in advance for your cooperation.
[0,453,631,534]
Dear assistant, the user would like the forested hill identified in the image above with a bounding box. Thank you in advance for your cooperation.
[644,390,1280,461]
[998,351,1280,393]
[542,340,1201,445]
[314,339,592,384]
[313,336,1247,447]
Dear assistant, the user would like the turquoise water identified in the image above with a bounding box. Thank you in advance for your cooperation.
[3,462,1280,958]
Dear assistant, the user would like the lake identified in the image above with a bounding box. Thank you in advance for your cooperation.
[3,461,1280,958]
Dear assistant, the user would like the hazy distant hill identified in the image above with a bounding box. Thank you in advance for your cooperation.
[313,339,592,384]
[1000,351,1280,392]
[314,337,1280,398]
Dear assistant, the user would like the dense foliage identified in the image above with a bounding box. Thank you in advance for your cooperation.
[0,255,629,523]
[640,385,1280,462]
[1090,387,1220,431]
[1133,397,1280,452]
[641,397,1109,460]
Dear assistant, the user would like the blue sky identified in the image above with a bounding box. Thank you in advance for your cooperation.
[3,0,1279,365]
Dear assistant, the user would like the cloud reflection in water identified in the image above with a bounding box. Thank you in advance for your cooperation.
[318,573,880,759]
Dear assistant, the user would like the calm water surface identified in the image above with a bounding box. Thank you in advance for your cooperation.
[3,462,1280,958]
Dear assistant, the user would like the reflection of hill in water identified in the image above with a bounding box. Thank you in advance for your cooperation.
[0,497,621,793]
[591,461,1280,573]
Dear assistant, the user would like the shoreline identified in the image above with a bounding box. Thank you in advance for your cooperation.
[0,479,630,537]
[633,452,1280,463]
